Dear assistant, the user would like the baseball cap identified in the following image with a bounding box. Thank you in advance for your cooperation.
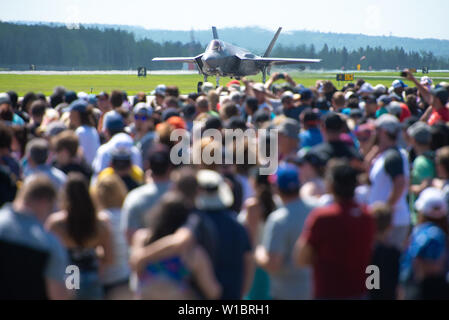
[0,93,11,105]
[44,121,67,137]
[151,84,166,96]
[104,112,125,132]
[181,104,196,120]
[358,83,374,94]
[421,76,433,86]
[415,188,448,219]
[201,82,214,94]
[386,101,403,117]
[88,94,98,106]
[226,80,241,87]
[355,122,375,141]
[133,102,153,117]
[196,169,234,210]
[431,87,449,105]
[375,114,400,134]
[252,83,266,93]
[299,88,313,101]
[63,99,88,113]
[377,95,392,106]
[392,79,407,89]
[162,108,180,121]
[77,92,88,101]
[253,109,271,126]
[407,121,432,145]
[64,91,78,104]
[276,163,301,193]
[364,95,377,104]
[293,150,326,167]
[323,112,345,132]
[276,118,300,140]
[281,91,294,102]
[389,93,403,102]
[374,84,387,95]
[166,116,187,130]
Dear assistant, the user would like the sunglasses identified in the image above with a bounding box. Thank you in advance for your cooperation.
[134,114,149,121]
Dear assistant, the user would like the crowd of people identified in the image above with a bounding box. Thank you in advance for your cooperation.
[1,69,449,300]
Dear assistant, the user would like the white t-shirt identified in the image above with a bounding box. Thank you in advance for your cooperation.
[92,133,142,176]
[75,125,100,165]
[368,148,410,226]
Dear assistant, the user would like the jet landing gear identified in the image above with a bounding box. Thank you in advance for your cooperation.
[216,76,220,88]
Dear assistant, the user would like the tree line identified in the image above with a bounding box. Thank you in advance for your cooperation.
[0,22,448,70]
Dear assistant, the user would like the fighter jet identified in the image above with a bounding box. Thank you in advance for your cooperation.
[152,27,321,85]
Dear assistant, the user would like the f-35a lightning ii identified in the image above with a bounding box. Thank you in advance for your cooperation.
[152,27,321,86]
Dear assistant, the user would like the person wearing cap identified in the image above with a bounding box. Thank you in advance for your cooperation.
[294,150,326,203]
[65,99,100,165]
[0,93,25,125]
[92,112,142,177]
[391,80,407,102]
[299,109,323,149]
[276,118,300,160]
[121,145,173,242]
[368,114,410,250]
[403,69,449,125]
[376,95,392,118]
[408,122,435,203]
[23,138,67,190]
[97,147,144,192]
[132,103,155,167]
[399,188,449,300]
[295,160,375,299]
[256,163,312,299]
[281,91,302,120]
[150,84,166,110]
[245,81,271,112]
[358,83,375,98]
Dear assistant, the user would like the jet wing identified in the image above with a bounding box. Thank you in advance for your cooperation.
[246,57,321,65]
[152,57,199,63]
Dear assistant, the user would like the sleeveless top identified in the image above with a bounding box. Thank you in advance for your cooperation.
[137,256,195,299]
[67,247,99,273]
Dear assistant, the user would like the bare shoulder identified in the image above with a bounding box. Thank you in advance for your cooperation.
[45,211,67,230]
[132,228,152,248]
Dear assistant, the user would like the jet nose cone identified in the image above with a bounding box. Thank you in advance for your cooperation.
[203,54,220,68]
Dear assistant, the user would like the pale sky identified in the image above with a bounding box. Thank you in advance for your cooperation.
[1,0,449,40]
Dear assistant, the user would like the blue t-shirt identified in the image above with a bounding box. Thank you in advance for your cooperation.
[0,205,68,298]
[299,127,323,149]
[196,209,252,300]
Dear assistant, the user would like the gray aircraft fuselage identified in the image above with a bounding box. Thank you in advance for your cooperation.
[200,39,259,78]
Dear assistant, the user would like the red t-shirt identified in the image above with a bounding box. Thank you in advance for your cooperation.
[428,106,449,126]
[300,200,375,299]
[399,103,411,122]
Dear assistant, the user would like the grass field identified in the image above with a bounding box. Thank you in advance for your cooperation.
[1,71,448,96]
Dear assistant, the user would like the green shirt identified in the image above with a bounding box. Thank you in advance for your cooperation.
[411,153,435,185]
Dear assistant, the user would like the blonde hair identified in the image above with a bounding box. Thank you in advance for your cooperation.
[91,173,127,210]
